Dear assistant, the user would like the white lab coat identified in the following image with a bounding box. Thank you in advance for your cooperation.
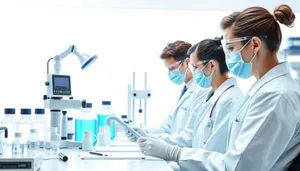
[162,78,243,149]
[178,62,300,171]
[147,80,209,135]
[192,78,243,153]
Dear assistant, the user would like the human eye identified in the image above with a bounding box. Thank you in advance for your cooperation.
[227,46,234,53]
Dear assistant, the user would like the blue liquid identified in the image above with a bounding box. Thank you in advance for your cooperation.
[75,119,97,144]
[97,114,115,140]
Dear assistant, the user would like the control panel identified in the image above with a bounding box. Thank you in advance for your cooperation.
[0,162,31,169]
[46,74,72,97]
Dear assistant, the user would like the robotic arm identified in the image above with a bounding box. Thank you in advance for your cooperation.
[53,45,98,74]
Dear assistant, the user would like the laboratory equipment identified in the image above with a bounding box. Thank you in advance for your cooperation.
[27,129,40,152]
[61,111,67,140]
[58,153,68,162]
[287,37,300,50]
[96,126,110,146]
[75,103,97,143]
[97,101,115,140]
[17,109,33,141]
[0,152,43,171]
[32,109,47,143]
[114,115,128,142]
[115,115,128,132]
[121,115,128,122]
[106,116,141,139]
[0,127,8,155]
[12,132,25,155]
[1,108,17,145]
[281,37,300,84]
[44,127,60,157]
[127,72,151,126]
[43,45,98,148]
[67,117,74,140]
[82,131,94,151]
[44,74,84,137]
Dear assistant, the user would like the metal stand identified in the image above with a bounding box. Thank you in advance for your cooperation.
[127,72,151,126]
[44,97,85,148]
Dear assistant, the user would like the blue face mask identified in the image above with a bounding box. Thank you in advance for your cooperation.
[168,66,187,85]
[225,39,256,79]
[193,64,212,88]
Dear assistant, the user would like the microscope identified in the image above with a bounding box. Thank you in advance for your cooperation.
[43,45,98,148]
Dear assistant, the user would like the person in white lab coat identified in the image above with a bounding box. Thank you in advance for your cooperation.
[138,4,300,171]
[145,38,243,149]
[186,38,243,152]
[126,41,208,142]
[127,38,243,150]
[161,38,244,171]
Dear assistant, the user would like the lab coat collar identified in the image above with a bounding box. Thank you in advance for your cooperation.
[185,79,197,93]
[248,62,290,97]
[208,77,237,104]
[176,79,197,109]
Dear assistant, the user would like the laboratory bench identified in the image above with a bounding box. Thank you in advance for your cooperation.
[41,149,172,171]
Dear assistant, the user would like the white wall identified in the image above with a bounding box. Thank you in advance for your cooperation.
[2,0,300,12]
[0,6,299,126]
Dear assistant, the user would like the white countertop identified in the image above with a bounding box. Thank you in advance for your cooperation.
[40,149,172,171]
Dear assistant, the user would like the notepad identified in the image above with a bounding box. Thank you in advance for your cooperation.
[94,146,140,152]
[78,152,162,161]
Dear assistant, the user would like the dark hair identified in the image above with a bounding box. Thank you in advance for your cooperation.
[160,40,192,61]
[196,38,228,75]
[187,42,200,57]
[220,5,295,52]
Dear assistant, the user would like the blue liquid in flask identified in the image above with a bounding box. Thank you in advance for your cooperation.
[75,119,97,144]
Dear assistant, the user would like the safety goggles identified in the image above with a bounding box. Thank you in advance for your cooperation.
[165,61,182,72]
[188,60,209,73]
[221,35,268,55]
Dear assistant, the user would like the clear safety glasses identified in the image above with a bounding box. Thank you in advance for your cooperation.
[221,35,268,55]
[188,60,209,73]
[165,61,182,72]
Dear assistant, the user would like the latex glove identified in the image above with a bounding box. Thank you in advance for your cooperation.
[137,137,182,162]
[124,126,149,142]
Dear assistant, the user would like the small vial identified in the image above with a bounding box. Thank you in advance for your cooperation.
[96,126,110,147]
[61,111,67,140]
[67,117,74,140]
[12,132,25,155]
[44,127,60,157]
[27,129,40,151]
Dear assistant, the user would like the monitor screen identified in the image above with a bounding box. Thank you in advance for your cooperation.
[54,77,69,87]
[52,75,71,95]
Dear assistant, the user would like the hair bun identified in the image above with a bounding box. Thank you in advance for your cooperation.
[214,37,222,46]
[273,4,295,27]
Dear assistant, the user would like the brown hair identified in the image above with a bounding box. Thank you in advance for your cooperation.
[220,4,295,52]
[160,40,192,61]
[187,42,200,57]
